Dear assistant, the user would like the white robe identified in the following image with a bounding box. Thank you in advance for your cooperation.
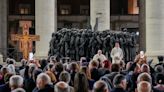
[93,54,107,63]
[110,47,124,64]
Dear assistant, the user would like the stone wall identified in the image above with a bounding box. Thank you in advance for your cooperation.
[0,0,7,57]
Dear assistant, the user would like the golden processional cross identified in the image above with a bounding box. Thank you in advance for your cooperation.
[11,21,40,60]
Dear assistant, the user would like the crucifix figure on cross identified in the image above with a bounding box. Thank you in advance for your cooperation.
[11,21,40,60]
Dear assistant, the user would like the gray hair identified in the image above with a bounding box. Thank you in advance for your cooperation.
[137,81,151,92]
[9,75,24,88]
[141,64,150,73]
[7,64,16,74]
[11,88,26,92]
[37,73,51,84]
[28,63,37,77]
[54,81,70,92]
[21,59,27,66]
[59,71,71,83]
[137,73,152,84]
[93,80,108,92]
[113,74,126,87]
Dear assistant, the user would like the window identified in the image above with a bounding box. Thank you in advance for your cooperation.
[61,9,70,15]
[60,5,71,15]
[128,0,139,14]
[80,5,89,15]
[19,4,31,14]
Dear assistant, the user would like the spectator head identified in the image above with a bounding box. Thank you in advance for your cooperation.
[93,80,109,92]
[36,73,51,89]
[59,71,71,83]
[137,73,152,84]
[102,60,111,69]
[7,64,16,74]
[80,57,87,66]
[46,63,54,71]
[74,72,89,92]
[50,56,57,64]
[9,75,24,90]
[1,67,9,76]
[157,56,163,63]
[126,61,133,71]
[155,73,164,84]
[137,81,151,92]
[54,81,70,92]
[154,65,163,73]
[89,60,99,69]
[11,88,26,92]
[8,59,16,65]
[28,63,37,78]
[4,73,14,83]
[40,59,48,70]
[32,69,42,82]
[54,62,64,73]
[111,64,120,72]
[45,71,57,83]
[20,59,27,66]
[141,64,150,73]
[113,74,127,90]
[69,62,79,72]
[80,66,91,79]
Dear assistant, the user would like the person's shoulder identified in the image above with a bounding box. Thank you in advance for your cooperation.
[112,47,116,50]
[153,87,163,92]
[111,88,127,92]
[69,86,74,92]
[119,47,123,50]
[93,54,99,59]
[32,87,38,92]
[43,84,54,92]
[0,83,10,92]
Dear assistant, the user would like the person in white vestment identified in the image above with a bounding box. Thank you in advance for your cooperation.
[110,42,124,64]
[93,50,107,64]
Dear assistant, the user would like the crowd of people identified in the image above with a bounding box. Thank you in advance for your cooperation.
[0,43,163,92]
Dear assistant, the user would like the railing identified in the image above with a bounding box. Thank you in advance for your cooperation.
[0,48,23,62]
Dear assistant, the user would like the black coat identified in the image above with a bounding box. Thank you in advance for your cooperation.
[24,78,36,92]
[111,88,127,92]
[32,84,54,92]
[0,83,11,92]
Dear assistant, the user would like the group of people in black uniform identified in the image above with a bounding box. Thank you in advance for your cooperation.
[49,28,137,62]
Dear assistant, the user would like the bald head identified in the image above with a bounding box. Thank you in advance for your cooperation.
[93,80,108,92]
[98,50,102,55]
[137,81,151,92]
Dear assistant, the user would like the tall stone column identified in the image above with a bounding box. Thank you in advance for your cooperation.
[139,0,146,51]
[146,0,164,63]
[90,0,110,31]
[0,0,7,57]
[35,0,57,58]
